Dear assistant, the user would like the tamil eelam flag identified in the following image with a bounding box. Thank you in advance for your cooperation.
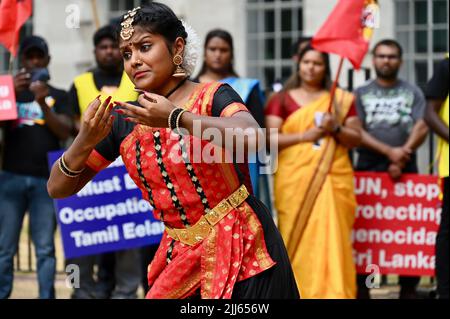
[311,0,379,69]
[0,0,33,56]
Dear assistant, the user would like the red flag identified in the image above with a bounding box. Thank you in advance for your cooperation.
[311,0,379,69]
[0,0,32,56]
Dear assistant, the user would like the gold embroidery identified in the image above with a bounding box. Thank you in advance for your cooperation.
[243,203,275,270]
[220,103,249,118]
[163,270,202,299]
[185,83,206,113]
[202,227,218,299]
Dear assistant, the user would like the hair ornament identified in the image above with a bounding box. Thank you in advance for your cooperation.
[120,6,141,41]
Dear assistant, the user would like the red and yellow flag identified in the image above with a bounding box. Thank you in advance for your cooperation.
[0,0,33,56]
[312,0,379,69]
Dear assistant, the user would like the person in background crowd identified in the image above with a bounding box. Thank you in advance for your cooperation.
[67,25,143,299]
[292,36,313,65]
[194,29,270,207]
[0,35,72,299]
[425,56,449,299]
[272,36,312,94]
[354,39,429,299]
[194,29,265,128]
[265,44,362,298]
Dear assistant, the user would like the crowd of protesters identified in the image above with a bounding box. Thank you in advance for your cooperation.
[0,19,448,299]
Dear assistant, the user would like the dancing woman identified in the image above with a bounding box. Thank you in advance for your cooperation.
[48,3,299,299]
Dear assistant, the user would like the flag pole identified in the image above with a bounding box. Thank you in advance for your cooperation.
[327,56,344,113]
[90,0,100,30]
[8,54,14,74]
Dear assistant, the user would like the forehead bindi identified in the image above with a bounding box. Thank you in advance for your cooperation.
[120,34,153,50]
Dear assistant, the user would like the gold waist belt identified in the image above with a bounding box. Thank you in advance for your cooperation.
[165,184,250,246]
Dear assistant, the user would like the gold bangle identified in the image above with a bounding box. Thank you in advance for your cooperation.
[61,153,85,175]
[175,109,188,134]
[58,157,80,178]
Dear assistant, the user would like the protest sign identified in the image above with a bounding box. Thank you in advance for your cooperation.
[48,151,163,259]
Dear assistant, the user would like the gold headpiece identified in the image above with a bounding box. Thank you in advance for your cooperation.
[120,7,141,41]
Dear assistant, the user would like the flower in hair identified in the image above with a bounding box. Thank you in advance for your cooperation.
[180,20,200,76]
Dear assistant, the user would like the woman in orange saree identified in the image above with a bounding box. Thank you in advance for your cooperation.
[266,45,363,299]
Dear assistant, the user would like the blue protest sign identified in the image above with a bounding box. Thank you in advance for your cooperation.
[48,151,163,259]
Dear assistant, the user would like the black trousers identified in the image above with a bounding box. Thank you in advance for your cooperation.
[140,244,159,294]
[436,177,449,299]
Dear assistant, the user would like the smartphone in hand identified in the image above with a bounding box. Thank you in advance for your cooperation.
[30,68,50,83]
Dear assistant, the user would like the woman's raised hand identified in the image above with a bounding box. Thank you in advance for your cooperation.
[320,113,339,134]
[78,96,115,148]
[114,91,176,128]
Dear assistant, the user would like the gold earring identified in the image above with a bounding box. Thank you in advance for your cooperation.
[173,54,187,78]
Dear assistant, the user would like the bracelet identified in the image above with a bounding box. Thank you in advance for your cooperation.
[168,108,179,129]
[58,157,81,178]
[333,125,342,135]
[168,108,185,131]
[61,153,85,174]
[174,109,188,135]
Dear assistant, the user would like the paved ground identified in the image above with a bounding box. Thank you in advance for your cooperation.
[10,272,147,299]
[10,272,70,299]
[10,215,146,299]
[9,215,437,299]
[10,271,436,299]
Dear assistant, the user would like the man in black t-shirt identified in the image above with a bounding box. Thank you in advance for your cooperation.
[425,57,449,299]
[0,36,73,299]
[354,40,429,299]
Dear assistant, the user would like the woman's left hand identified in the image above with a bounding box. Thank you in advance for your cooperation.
[114,91,176,128]
[321,113,339,134]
